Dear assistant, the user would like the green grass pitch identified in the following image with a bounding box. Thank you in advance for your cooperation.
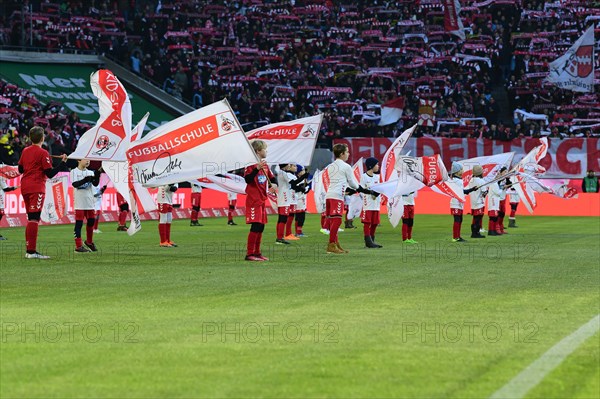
[1,214,598,398]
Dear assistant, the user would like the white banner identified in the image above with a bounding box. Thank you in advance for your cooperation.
[458,152,515,186]
[127,99,257,187]
[41,175,68,223]
[245,114,322,165]
[68,69,132,161]
[512,138,549,213]
[347,158,365,220]
[396,154,448,187]
[380,124,417,182]
[546,25,595,93]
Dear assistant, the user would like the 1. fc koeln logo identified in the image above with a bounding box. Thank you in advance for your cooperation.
[93,135,115,155]
[221,115,235,131]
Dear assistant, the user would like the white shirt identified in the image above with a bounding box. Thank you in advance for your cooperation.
[360,172,381,211]
[488,181,502,211]
[402,192,415,206]
[276,169,291,207]
[468,176,487,210]
[296,191,307,211]
[449,176,464,210]
[157,184,178,204]
[228,192,238,201]
[0,177,7,209]
[325,159,359,201]
[71,168,95,210]
[289,173,298,205]
[508,186,520,203]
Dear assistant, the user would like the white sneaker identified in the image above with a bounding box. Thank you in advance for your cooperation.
[338,228,344,232]
[319,228,330,235]
[94,229,102,233]
[25,252,51,259]
[479,228,487,233]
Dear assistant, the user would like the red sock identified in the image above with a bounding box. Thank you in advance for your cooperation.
[119,211,127,226]
[407,225,413,239]
[228,211,233,222]
[363,222,371,237]
[276,222,285,240]
[86,223,94,244]
[488,219,495,232]
[94,211,100,229]
[510,208,516,217]
[295,220,301,235]
[191,210,198,222]
[324,216,331,230]
[166,223,171,241]
[329,217,341,243]
[285,214,294,236]
[254,232,262,255]
[75,237,83,248]
[498,216,505,231]
[159,223,166,242]
[320,214,326,228]
[402,224,408,240]
[370,224,377,237]
[453,222,461,239]
[25,221,39,252]
[247,231,258,256]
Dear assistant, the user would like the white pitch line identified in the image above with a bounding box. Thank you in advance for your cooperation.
[490,313,600,399]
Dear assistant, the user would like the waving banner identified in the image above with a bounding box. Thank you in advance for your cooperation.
[0,164,20,179]
[127,99,257,187]
[513,138,549,213]
[69,69,132,161]
[546,25,595,93]
[347,158,365,220]
[458,152,515,186]
[245,114,322,165]
[380,124,417,182]
[40,175,68,223]
[396,154,448,187]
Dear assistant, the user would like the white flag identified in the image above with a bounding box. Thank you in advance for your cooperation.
[512,138,549,213]
[380,124,417,182]
[245,114,322,165]
[103,114,156,235]
[546,25,595,93]
[395,154,448,187]
[458,152,515,186]
[127,99,257,187]
[347,158,364,220]
[41,175,68,223]
[69,69,132,161]
[312,169,328,214]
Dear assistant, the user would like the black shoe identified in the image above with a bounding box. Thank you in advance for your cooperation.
[275,239,291,245]
[364,236,379,248]
[488,231,499,236]
[84,241,98,252]
[470,234,485,238]
[370,236,383,248]
[227,220,237,226]
[75,246,91,253]
[456,237,467,242]
[0,235,6,241]
[190,221,203,226]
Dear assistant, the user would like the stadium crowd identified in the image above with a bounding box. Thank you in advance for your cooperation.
[0,0,599,165]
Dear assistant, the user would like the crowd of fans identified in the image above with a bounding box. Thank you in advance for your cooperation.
[0,0,599,164]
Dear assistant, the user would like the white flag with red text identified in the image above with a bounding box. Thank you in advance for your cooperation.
[396,154,448,187]
[40,175,68,223]
[458,152,515,186]
[128,99,257,187]
[68,69,132,161]
[103,113,156,235]
[443,0,465,41]
[204,173,247,194]
[313,168,329,214]
[245,114,322,165]
[0,164,20,179]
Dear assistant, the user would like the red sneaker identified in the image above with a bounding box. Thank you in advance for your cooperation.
[256,254,270,261]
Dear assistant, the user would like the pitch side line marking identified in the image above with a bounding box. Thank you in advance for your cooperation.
[490,313,600,399]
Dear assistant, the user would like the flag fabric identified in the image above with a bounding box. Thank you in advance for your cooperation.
[0,164,20,179]
[127,99,257,187]
[458,152,515,186]
[380,124,417,182]
[431,178,466,202]
[40,175,68,223]
[312,169,328,214]
[245,114,322,165]
[512,138,549,213]
[378,97,405,126]
[68,69,132,161]
[395,154,448,187]
[205,173,247,194]
[443,0,465,41]
[387,195,404,228]
[418,99,437,127]
[103,114,156,235]
[347,158,364,220]
[546,25,595,93]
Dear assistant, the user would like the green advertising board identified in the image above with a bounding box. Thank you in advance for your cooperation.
[0,62,176,132]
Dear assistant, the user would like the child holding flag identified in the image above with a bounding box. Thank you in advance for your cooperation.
[244,140,277,261]
[468,165,488,238]
[18,126,67,259]
[360,157,383,248]
[401,192,417,244]
[508,185,520,228]
[227,193,238,225]
[71,159,102,252]
[157,183,178,247]
[324,143,360,254]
